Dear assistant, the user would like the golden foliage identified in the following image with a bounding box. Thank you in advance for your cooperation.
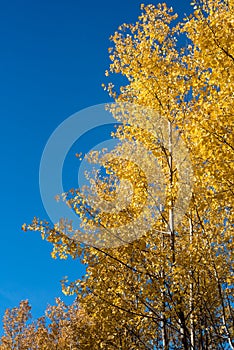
[17,1,234,349]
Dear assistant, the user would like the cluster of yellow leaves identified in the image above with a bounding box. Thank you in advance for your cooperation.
[0,299,103,350]
[20,1,233,349]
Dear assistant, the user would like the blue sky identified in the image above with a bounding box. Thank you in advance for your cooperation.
[0,0,192,329]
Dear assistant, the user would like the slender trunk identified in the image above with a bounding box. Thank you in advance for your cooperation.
[168,121,188,350]
[168,121,175,264]
[189,217,195,349]
[160,204,168,350]
[160,278,168,350]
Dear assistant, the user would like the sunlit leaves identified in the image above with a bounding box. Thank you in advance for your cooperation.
[18,1,234,349]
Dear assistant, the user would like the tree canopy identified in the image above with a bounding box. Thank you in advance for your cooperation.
[2,0,233,349]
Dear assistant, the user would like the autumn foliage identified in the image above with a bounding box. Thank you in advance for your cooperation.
[1,0,233,349]
[0,299,100,349]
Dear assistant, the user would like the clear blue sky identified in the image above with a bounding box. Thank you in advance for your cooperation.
[0,0,192,328]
